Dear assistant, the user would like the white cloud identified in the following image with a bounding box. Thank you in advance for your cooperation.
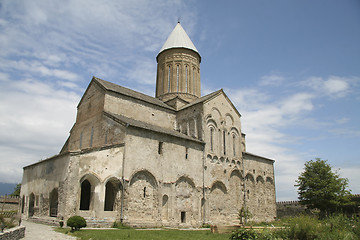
[335,117,350,125]
[0,78,80,183]
[301,76,353,98]
[0,0,198,185]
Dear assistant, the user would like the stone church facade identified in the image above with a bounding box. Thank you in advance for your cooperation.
[20,23,276,227]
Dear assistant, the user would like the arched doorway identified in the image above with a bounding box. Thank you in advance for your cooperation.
[104,178,122,211]
[21,195,25,214]
[29,193,35,217]
[80,180,91,210]
[49,188,58,217]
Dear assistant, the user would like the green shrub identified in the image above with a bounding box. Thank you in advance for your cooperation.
[317,214,359,240]
[286,215,320,240]
[230,228,259,240]
[66,216,86,231]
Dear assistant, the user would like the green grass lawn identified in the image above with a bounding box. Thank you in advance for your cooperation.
[56,228,231,240]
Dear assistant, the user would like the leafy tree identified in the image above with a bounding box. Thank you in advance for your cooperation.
[10,184,21,197]
[295,158,352,218]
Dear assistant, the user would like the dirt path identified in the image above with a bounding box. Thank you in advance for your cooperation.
[21,220,77,240]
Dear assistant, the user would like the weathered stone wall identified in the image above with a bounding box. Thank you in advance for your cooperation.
[104,92,177,130]
[0,196,19,212]
[68,84,126,152]
[276,201,306,218]
[156,48,201,102]
[243,153,276,222]
[176,103,203,140]
[0,226,25,240]
[122,126,204,226]
[61,145,125,223]
[20,154,71,219]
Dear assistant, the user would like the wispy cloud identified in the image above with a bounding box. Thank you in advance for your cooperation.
[300,76,357,98]
[0,0,198,184]
[260,73,287,86]
[0,78,80,183]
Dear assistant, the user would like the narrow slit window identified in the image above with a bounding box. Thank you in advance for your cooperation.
[79,132,83,149]
[158,141,163,154]
[90,127,94,147]
[185,147,188,159]
[143,187,146,198]
[181,211,186,223]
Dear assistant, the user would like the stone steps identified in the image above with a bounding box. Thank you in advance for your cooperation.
[28,216,60,226]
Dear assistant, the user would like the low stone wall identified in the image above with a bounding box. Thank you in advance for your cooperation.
[0,226,25,240]
[276,201,306,218]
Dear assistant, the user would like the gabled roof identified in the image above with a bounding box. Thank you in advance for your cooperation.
[178,89,242,118]
[79,77,241,118]
[104,111,204,144]
[158,22,199,56]
[92,77,176,111]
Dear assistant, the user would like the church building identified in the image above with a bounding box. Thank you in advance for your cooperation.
[20,22,276,227]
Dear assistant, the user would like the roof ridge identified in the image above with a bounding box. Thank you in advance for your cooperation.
[103,111,203,144]
[93,77,176,111]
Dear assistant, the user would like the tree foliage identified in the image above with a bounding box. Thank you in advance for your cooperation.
[295,158,352,217]
[10,184,21,197]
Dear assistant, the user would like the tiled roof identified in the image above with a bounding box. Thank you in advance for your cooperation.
[104,111,204,144]
[93,77,175,111]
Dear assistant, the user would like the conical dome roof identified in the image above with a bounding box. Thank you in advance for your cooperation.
[158,23,199,55]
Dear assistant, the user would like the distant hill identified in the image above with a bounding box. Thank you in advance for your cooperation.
[0,182,17,196]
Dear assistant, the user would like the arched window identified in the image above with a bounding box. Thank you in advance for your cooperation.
[162,66,165,90]
[210,128,214,152]
[223,130,226,155]
[80,180,91,210]
[176,65,179,92]
[168,65,171,92]
[192,68,195,94]
[185,65,188,93]
[232,134,236,156]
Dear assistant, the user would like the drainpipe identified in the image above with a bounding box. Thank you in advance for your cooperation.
[202,144,206,225]
[120,123,129,223]
[201,114,206,225]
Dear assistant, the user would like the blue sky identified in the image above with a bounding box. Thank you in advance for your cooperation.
[0,0,359,201]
